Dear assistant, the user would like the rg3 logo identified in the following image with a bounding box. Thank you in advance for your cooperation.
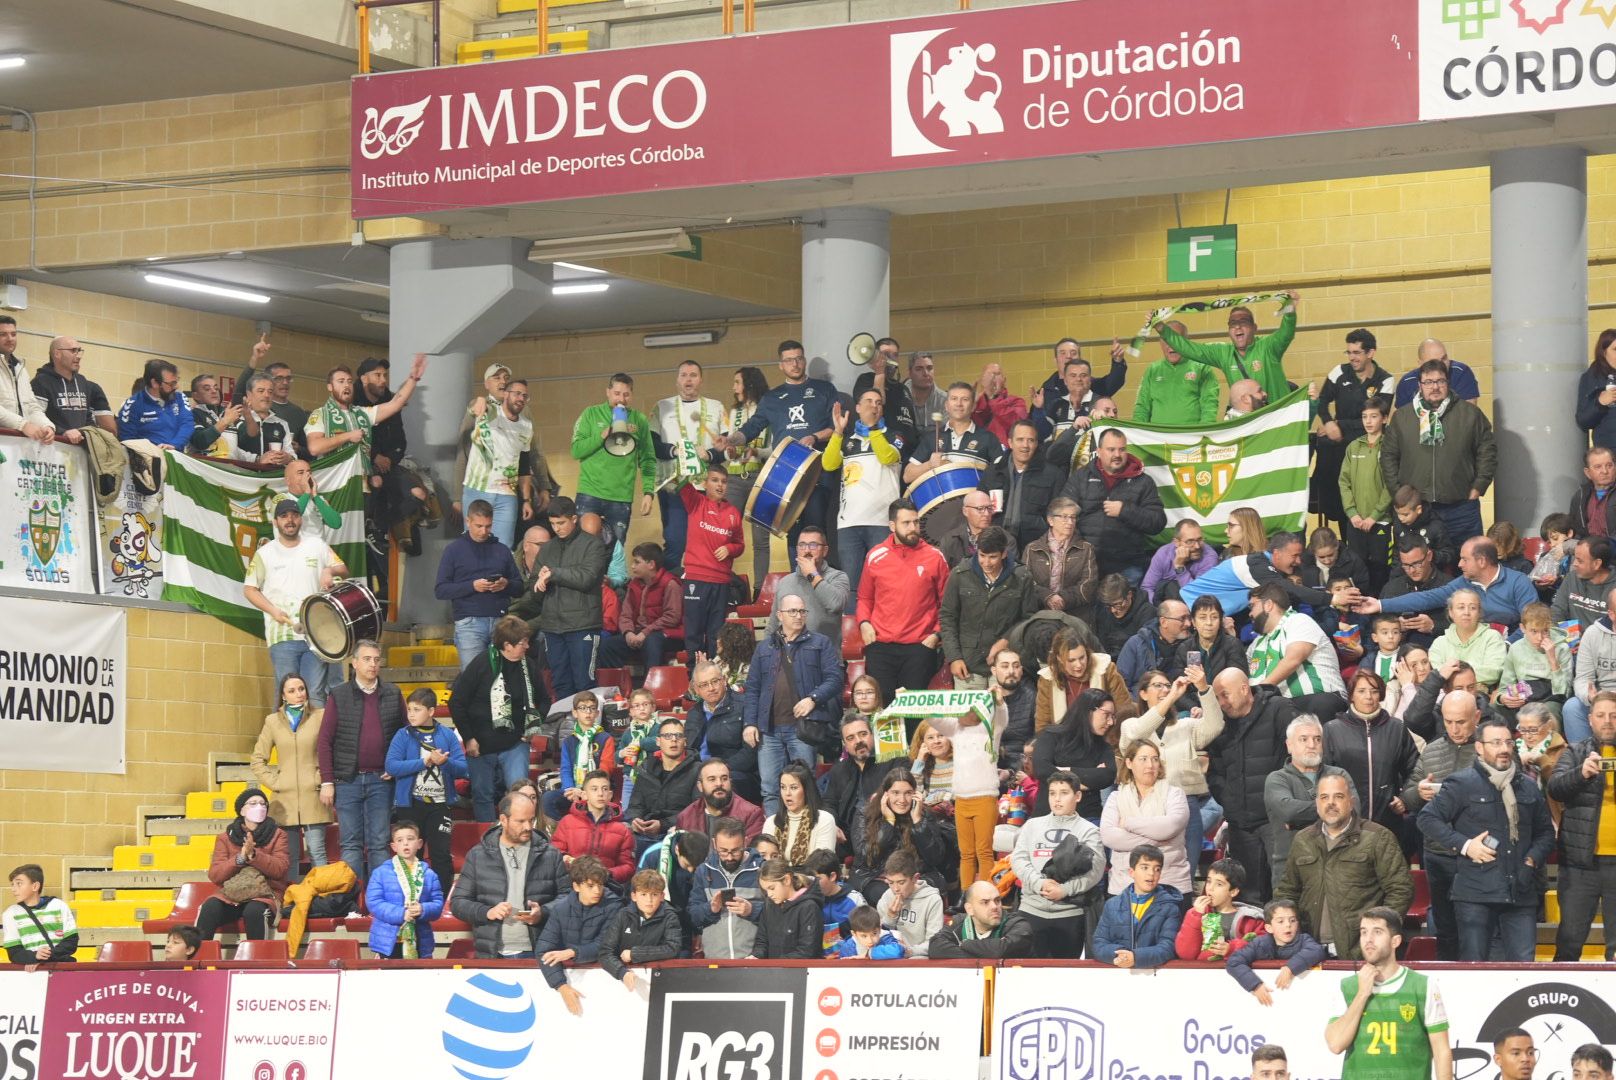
[673,1031,775,1080]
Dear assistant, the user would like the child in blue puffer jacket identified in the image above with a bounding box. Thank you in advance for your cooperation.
[1091,844,1184,971]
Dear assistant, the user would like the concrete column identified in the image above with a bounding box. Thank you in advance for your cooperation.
[388,237,550,626]
[1490,147,1588,532]
[801,208,891,393]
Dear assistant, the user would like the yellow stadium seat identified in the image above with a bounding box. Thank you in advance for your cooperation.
[70,899,175,928]
[456,31,589,64]
[112,836,214,872]
[1545,890,1560,923]
[389,644,459,668]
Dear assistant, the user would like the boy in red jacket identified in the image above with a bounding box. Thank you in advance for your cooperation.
[1175,857,1265,961]
[681,464,745,663]
[602,542,684,669]
[550,770,636,887]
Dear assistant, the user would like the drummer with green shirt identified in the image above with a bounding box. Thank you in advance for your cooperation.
[570,372,657,551]
[1154,290,1301,404]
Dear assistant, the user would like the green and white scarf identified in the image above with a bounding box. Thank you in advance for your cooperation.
[875,689,997,763]
[488,646,543,735]
[1414,394,1450,446]
[317,397,373,452]
[390,854,425,959]
[1127,291,1294,357]
[570,720,603,788]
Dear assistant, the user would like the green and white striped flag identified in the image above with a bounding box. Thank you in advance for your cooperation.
[1098,387,1311,546]
[160,445,367,635]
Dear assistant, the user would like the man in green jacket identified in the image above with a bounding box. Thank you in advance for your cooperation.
[1156,290,1300,403]
[1132,321,1221,425]
[1272,773,1412,960]
[571,372,656,551]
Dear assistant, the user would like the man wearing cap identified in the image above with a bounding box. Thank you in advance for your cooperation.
[464,370,536,550]
[1156,291,1301,403]
[571,372,656,553]
[243,497,348,707]
[357,356,430,546]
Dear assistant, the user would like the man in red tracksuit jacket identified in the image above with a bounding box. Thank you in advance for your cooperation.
[856,496,950,704]
[681,464,746,663]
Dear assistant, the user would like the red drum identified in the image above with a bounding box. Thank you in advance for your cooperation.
[301,580,382,661]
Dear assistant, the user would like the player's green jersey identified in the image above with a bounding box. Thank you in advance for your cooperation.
[1337,967,1449,1080]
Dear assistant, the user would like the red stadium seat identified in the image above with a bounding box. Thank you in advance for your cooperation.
[644,665,690,709]
[928,666,952,690]
[596,667,632,699]
[447,938,477,959]
[1407,868,1430,928]
[841,615,864,661]
[192,940,222,962]
[1522,536,1547,563]
[301,938,361,963]
[233,939,290,961]
[142,880,219,934]
[452,820,486,873]
[1404,936,1437,961]
[98,940,153,962]
[736,572,787,618]
[843,659,866,705]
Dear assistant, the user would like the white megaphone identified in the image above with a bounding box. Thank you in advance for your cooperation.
[603,405,638,457]
[846,332,877,368]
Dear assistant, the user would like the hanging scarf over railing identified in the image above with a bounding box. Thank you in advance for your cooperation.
[570,721,604,788]
[1125,291,1295,358]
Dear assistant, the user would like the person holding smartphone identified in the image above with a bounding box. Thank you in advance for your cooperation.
[435,499,524,670]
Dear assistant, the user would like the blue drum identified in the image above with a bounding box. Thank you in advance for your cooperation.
[905,462,982,545]
[745,438,824,536]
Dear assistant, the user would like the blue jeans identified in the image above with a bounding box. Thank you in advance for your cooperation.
[284,823,329,881]
[469,741,531,822]
[1432,500,1485,547]
[1185,792,1212,873]
[269,639,337,706]
[1454,899,1536,962]
[545,630,599,700]
[836,525,890,615]
[757,727,817,817]
[1564,696,1593,745]
[454,616,499,670]
[659,489,689,572]
[599,630,670,670]
[575,492,631,550]
[334,772,393,878]
[463,487,519,550]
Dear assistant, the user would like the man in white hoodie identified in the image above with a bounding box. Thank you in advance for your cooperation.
[1565,584,1616,745]
[875,849,944,957]
[1011,769,1106,958]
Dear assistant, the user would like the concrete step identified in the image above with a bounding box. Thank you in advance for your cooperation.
[70,868,201,892]
[144,817,230,839]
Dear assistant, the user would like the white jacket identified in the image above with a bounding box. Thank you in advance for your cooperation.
[0,354,48,431]
[1099,782,1192,894]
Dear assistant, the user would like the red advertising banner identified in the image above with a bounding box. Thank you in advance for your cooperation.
[40,969,230,1080]
[349,0,1419,218]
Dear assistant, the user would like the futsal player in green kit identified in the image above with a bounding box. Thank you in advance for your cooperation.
[1324,907,1453,1080]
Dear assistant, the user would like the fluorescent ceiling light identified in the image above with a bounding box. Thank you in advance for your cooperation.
[0,57,27,71]
[644,329,723,348]
[554,261,607,275]
[552,283,610,296]
[530,228,693,262]
[144,273,271,304]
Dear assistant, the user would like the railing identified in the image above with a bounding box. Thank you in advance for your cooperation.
[355,0,441,74]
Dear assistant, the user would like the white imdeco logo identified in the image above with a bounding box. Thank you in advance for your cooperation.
[891,29,1005,157]
[359,96,431,160]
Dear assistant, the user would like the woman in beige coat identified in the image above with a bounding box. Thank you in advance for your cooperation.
[250,672,332,880]
[1034,627,1138,735]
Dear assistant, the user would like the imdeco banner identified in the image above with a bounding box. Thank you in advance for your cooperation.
[0,594,126,774]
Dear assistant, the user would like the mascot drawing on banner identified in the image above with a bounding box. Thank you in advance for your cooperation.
[110,511,162,597]
[922,43,1004,137]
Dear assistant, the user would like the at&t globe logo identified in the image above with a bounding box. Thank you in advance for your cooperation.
[441,973,537,1080]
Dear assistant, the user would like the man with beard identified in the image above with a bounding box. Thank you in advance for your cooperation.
[450,791,569,959]
[625,718,703,852]
[1381,359,1497,545]
[462,372,536,550]
[117,359,195,449]
[688,817,764,959]
[857,498,950,705]
[823,716,910,848]
[978,420,1061,551]
[31,335,115,443]
[243,499,347,706]
[1158,292,1301,404]
[357,357,431,548]
[1265,715,1355,887]
[1224,379,1269,420]
[1061,427,1167,584]
[1247,582,1347,721]
[1274,774,1410,960]
[304,354,425,464]
[675,758,765,843]
[1315,329,1393,535]
[1418,717,1553,961]
[990,648,1037,770]
[1324,907,1452,1080]
[683,663,759,805]
[905,350,948,423]
[1380,539,1453,650]
[283,458,340,545]
[1549,691,1616,960]
[0,315,52,442]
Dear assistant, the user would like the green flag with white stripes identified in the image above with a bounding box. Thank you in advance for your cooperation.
[160,445,367,635]
[1099,387,1311,546]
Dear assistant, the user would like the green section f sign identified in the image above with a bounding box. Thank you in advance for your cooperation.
[1166,225,1238,282]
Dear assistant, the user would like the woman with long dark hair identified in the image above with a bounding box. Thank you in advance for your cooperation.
[1031,687,1118,820]
[1576,328,1616,450]
[723,365,774,595]
[249,672,331,881]
[761,762,837,868]
[850,767,952,898]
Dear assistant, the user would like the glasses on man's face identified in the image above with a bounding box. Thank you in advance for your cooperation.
[781,608,808,616]
[59,347,84,356]
[798,541,825,551]
[1400,557,1429,570]
[1049,513,1077,522]
[271,375,293,384]
[1419,379,1448,388]
[1479,737,1513,748]
[659,732,686,742]
[964,504,993,514]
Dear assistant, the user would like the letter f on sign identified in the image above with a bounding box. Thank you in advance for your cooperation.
[1188,235,1214,272]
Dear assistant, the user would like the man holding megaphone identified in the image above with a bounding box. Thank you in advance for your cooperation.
[849,334,919,465]
[571,372,656,551]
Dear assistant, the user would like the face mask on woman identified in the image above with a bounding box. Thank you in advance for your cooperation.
[242,803,268,824]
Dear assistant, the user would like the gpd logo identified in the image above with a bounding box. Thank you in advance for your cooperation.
[660,993,794,1080]
[1000,1006,1103,1080]
[890,28,1005,157]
